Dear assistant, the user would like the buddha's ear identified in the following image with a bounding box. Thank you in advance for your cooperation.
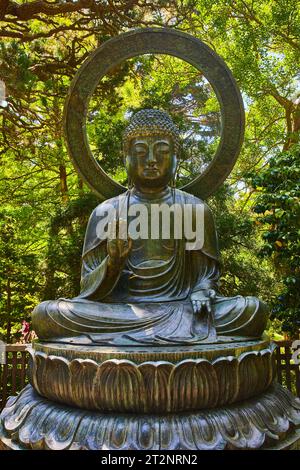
[123,155,133,189]
[124,154,130,172]
[171,157,179,188]
[122,140,131,169]
[173,153,179,174]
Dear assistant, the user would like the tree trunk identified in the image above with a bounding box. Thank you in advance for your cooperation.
[78,177,84,195]
[283,102,300,150]
[6,278,11,343]
[59,164,69,204]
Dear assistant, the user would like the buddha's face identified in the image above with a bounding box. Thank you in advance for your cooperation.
[126,134,177,190]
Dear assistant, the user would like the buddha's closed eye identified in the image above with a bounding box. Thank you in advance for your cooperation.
[134,145,147,157]
[157,146,170,154]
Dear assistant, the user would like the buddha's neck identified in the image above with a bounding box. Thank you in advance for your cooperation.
[131,185,171,201]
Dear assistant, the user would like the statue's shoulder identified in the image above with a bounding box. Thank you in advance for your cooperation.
[90,195,122,218]
[83,195,123,252]
[174,188,211,212]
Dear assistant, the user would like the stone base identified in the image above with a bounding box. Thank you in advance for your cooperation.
[1,383,300,450]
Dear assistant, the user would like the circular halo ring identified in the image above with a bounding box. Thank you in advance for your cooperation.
[64,28,245,200]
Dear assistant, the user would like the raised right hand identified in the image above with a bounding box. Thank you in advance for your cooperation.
[107,219,132,266]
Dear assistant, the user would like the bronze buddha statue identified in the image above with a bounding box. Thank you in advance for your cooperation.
[3,30,300,452]
[32,109,269,346]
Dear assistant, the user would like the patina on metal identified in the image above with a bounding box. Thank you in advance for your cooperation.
[28,340,276,412]
[123,108,181,154]
[1,383,300,450]
[1,28,300,451]
[32,108,268,345]
[64,27,245,200]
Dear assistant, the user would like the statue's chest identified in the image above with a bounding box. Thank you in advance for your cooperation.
[129,238,175,266]
[126,195,178,266]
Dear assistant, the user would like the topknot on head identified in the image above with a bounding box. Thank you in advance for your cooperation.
[123,109,180,152]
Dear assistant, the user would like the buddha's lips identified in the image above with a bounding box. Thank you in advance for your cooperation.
[143,167,159,174]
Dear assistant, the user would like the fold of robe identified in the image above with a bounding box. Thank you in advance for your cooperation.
[32,188,268,345]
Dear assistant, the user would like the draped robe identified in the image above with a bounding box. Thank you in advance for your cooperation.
[32,188,269,345]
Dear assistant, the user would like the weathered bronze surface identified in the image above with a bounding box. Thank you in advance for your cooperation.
[32,336,272,362]
[28,340,276,412]
[1,383,300,450]
[64,28,245,200]
[1,28,300,451]
[32,109,268,345]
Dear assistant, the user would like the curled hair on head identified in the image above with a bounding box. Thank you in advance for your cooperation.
[123,109,181,153]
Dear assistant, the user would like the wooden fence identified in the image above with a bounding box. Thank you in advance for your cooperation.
[0,340,299,410]
[274,340,300,397]
[0,345,28,410]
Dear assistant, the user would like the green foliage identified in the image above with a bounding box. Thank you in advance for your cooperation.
[43,193,101,300]
[250,145,300,334]
[211,186,278,304]
[87,54,221,185]
[0,210,41,342]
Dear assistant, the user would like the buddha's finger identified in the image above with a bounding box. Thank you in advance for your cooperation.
[118,219,127,240]
[123,244,132,256]
[107,221,117,240]
[107,221,113,240]
[209,289,216,299]
[206,300,212,314]
[108,238,117,249]
[127,237,133,251]
[117,238,129,253]
[108,239,118,256]
[116,238,124,253]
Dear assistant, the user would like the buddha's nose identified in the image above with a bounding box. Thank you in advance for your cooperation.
[148,147,156,165]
